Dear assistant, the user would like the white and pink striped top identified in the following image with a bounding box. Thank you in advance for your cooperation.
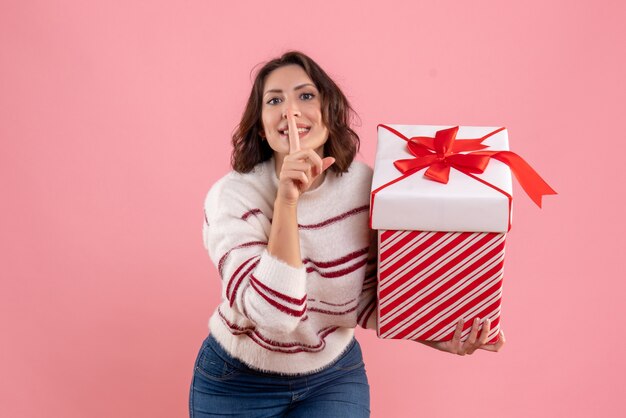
[202,157,377,375]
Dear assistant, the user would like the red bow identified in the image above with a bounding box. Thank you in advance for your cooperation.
[383,125,557,208]
[394,126,493,184]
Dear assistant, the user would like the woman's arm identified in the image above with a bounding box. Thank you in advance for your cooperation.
[203,181,309,335]
[267,111,334,268]
[267,198,301,267]
[202,113,333,334]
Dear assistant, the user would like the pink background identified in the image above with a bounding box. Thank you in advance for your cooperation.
[2,0,624,417]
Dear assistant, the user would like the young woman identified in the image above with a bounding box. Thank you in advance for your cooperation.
[189,51,505,418]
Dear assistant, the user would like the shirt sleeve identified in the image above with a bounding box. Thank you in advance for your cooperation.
[202,177,307,335]
[356,229,378,330]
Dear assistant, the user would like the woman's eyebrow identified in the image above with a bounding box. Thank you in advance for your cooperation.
[263,83,317,96]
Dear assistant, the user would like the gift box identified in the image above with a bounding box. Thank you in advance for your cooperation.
[370,124,555,344]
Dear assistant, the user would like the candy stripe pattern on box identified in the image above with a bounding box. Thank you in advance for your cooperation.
[377,230,503,343]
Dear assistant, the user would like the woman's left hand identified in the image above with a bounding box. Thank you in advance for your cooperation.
[418,317,506,355]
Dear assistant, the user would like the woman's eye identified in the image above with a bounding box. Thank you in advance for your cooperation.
[267,97,281,105]
[301,93,315,100]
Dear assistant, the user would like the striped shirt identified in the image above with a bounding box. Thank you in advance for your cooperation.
[202,157,377,375]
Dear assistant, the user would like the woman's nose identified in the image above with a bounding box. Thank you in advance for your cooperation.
[282,108,301,119]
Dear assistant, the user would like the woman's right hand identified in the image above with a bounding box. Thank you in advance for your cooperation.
[418,318,506,355]
[276,111,335,205]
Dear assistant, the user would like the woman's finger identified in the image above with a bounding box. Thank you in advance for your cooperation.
[463,317,481,355]
[282,160,313,178]
[479,330,506,352]
[281,170,309,191]
[283,157,316,180]
[288,149,323,175]
[467,318,492,355]
[468,318,481,345]
[452,318,464,354]
[321,157,336,173]
[478,318,491,345]
[287,111,300,154]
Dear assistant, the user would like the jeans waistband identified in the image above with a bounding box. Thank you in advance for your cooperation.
[206,333,258,373]
[205,333,357,377]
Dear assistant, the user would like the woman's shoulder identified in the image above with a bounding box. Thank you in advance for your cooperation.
[204,160,275,212]
[331,159,373,191]
[310,159,373,210]
[345,159,373,179]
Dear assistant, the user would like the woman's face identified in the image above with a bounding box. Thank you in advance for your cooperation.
[261,64,329,157]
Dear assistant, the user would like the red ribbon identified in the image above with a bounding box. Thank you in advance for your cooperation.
[370,124,557,231]
[393,126,493,184]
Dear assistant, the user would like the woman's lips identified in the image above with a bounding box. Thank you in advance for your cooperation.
[279,128,310,140]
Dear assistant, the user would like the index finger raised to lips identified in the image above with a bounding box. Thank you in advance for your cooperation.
[287,111,300,154]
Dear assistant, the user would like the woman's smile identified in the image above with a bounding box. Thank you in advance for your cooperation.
[279,125,311,140]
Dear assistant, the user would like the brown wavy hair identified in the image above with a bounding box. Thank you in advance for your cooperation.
[231,50,360,174]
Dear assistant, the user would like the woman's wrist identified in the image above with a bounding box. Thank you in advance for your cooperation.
[267,195,302,268]
[274,195,299,208]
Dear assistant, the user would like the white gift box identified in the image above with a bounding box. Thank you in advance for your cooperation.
[370,124,514,343]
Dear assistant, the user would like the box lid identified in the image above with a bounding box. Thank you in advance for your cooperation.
[370,124,513,233]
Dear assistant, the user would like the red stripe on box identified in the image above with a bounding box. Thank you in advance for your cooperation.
[381,231,430,263]
[380,231,459,280]
[418,295,502,342]
[379,232,486,304]
[376,229,508,342]
[380,241,504,330]
[385,275,501,339]
[395,273,503,339]
[379,234,502,317]
[420,295,503,341]
[379,232,496,304]
[379,240,504,335]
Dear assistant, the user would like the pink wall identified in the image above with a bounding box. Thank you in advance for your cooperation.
[2,0,624,417]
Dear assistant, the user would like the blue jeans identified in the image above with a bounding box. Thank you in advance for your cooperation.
[189,334,370,417]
